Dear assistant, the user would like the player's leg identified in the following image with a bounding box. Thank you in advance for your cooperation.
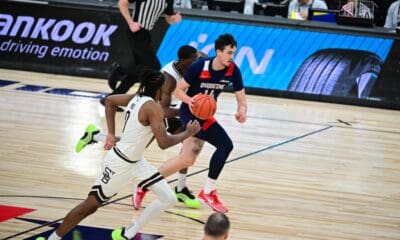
[112,159,176,240]
[109,31,159,96]
[113,180,176,239]
[197,122,233,213]
[110,30,160,98]
[76,113,170,153]
[174,167,201,209]
[131,29,161,71]
[160,136,205,176]
[37,152,128,240]
[108,61,127,91]
[75,124,122,153]
[110,65,140,95]
[132,136,204,210]
[36,195,102,240]
[75,124,100,153]
[165,118,202,208]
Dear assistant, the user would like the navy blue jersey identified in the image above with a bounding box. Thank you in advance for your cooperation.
[183,57,244,100]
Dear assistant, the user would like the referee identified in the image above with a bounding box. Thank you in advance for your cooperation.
[102,0,182,103]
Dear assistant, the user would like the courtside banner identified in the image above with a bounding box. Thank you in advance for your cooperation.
[157,19,399,106]
[0,1,131,78]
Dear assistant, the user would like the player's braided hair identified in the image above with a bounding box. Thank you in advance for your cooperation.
[137,68,165,99]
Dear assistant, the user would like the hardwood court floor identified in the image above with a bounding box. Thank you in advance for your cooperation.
[0,68,399,240]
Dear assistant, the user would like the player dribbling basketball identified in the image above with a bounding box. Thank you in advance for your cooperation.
[134,33,247,213]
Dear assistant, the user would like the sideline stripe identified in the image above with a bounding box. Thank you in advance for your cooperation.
[175,126,333,179]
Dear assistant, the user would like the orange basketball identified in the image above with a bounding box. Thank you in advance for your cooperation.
[191,93,217,120]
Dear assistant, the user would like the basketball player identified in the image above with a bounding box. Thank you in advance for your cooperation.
[134,33,247,213]
[76,45,203,209]
[203,213,230,240]
[36,69,200,240]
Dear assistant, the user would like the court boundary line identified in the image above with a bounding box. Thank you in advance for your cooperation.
[217,112,400,135]
[2,126,331,239]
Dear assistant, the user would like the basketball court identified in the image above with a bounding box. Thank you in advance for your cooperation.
[0,68,399,239]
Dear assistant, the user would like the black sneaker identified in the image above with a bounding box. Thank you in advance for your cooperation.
[108,62,125,90]
[175,186,202,208]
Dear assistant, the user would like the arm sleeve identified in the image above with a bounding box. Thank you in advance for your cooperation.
[232,65,244,91]
[165,0,174,15]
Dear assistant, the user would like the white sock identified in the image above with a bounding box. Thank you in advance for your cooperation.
[204,178,217,194]
[125,181,175,239]
[177,173,187,192]
[125,221,140,239]
[47,231,61,240]
[93,132,106,142]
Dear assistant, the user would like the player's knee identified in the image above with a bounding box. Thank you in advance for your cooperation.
[191,145,202,155]
[222,140,233,155]
[182,156,196,167]
[180,149,198,167]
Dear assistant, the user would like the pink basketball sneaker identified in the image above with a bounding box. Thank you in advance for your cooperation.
[132,185,147,210]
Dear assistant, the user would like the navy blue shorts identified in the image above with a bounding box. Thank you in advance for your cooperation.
[179,105,229,142]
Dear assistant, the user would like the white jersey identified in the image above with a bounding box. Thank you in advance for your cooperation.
[162,61,182,108]
[115,95,153,162]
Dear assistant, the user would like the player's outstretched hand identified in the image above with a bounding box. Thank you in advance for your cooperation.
[186,120,201,136]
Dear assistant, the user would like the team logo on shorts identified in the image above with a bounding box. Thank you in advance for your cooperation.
[101,167,115,184]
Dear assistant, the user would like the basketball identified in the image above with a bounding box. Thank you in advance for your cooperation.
[191,93,217,120]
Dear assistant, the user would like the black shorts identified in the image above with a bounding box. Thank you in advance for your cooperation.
[165,117,183,134]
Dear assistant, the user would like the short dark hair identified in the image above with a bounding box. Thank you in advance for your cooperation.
[137,68,165,99]
[177,45,197,60]
[204,213,230,237]
[215,34,237,52]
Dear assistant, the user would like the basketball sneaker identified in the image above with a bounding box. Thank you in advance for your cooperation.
[132,185,148,210]
[111,227,129,240]
[75,124,100,153]
[198,189,228,213]
[175,186,202,209]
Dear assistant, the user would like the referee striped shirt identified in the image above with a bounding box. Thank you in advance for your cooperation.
[128,0,174,31]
